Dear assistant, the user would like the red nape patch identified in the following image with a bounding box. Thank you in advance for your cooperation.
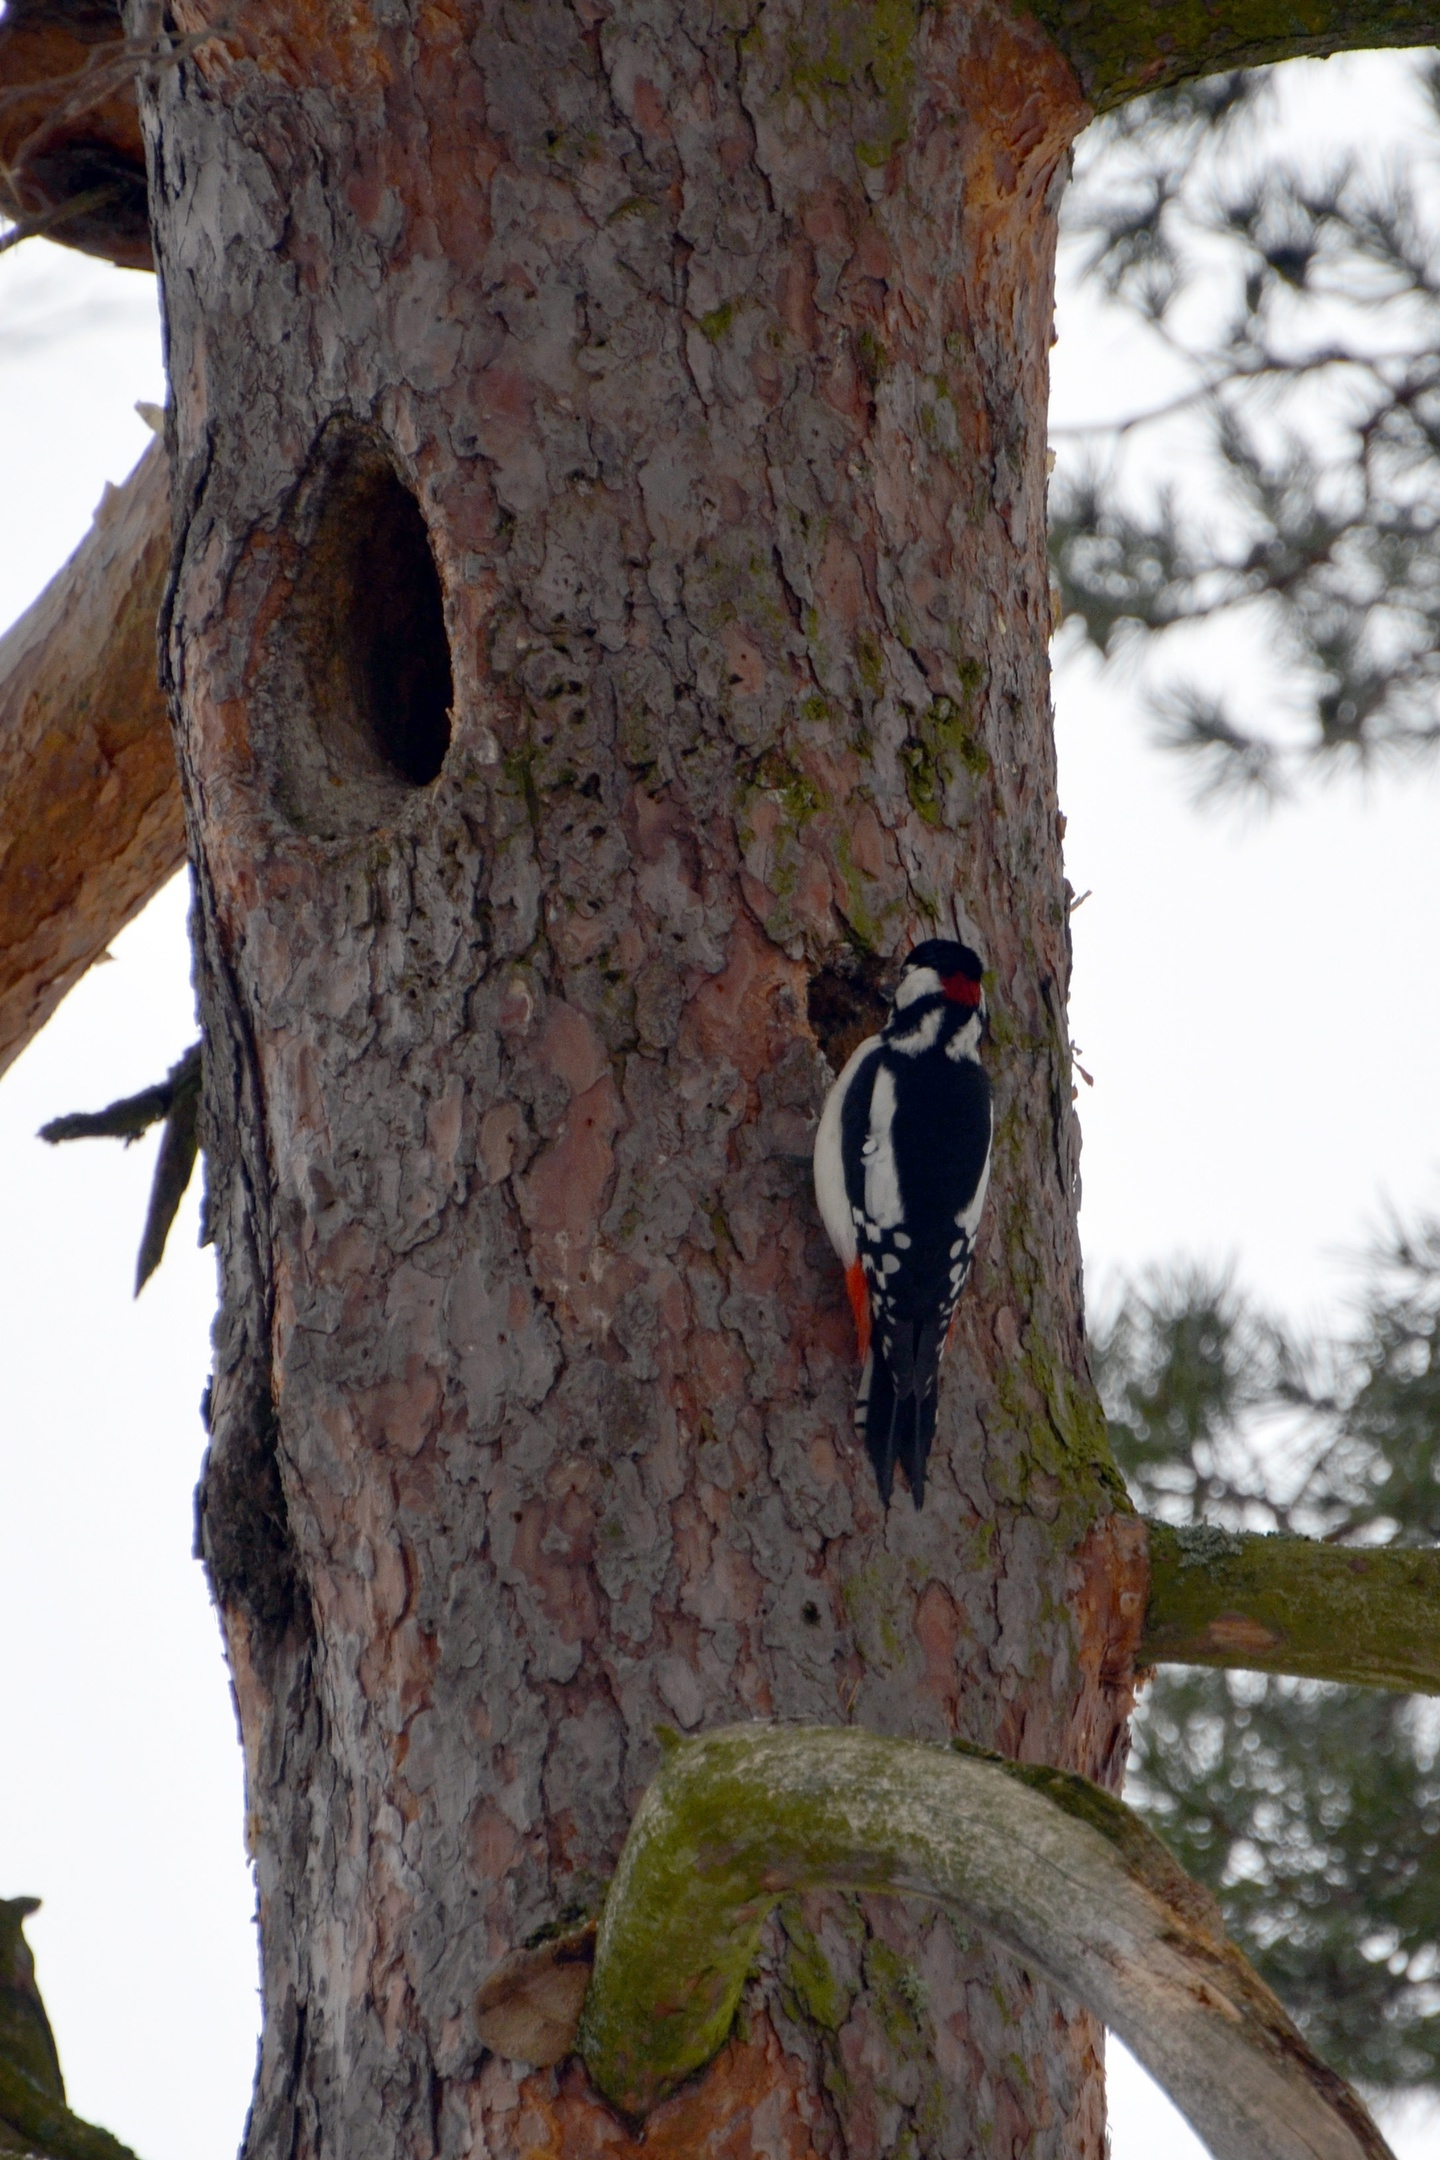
[845,1260,872,1359]
[942,971,982,1008]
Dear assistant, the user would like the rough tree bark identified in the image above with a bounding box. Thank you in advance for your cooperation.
[84,1,1437,2156]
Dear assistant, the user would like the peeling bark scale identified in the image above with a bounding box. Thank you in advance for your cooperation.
[130,0,1149,2151]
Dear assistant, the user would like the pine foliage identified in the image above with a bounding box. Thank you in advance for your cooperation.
[1052,60,1440,799]
[1096,1232,1440,2089]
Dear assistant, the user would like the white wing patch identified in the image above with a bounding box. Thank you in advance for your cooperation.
[955,1121,991,1241]
[812,1034,879,1267]
[863,1063,904,1229]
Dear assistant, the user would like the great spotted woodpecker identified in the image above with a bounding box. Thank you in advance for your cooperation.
[813,940,992,1509]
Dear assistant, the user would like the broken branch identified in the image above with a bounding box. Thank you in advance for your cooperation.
[1141,1519,1440,1695]
[0,438,183,1083]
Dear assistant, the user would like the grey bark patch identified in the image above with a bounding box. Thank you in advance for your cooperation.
[449,1251,561,1430]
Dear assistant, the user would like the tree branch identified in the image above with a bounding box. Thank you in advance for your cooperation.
[490,1724,1394,2160]
[38,1042,204,1294]
[1033,0,1440,112]
[1141,1519,1440,1693]
[0,0,152,269]
[0,437,183,1083]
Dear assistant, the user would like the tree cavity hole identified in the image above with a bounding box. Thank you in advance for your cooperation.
[346,467,453,787]
[267,428,454,836]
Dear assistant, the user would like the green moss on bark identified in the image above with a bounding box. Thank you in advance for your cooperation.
[1142,1520,1440,1693]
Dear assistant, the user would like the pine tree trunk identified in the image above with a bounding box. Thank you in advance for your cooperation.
[133,0,1142,2151]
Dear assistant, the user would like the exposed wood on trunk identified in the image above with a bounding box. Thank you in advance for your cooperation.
[0,438,182,1082]
[1140,1520,1440,1695]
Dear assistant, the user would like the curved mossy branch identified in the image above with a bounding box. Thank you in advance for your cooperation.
[573,1724,1390,2160]
[1030,0,1440,112]
[1141,1521,1440,1694]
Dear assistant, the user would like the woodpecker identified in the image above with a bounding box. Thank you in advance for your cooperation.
[813,939,993,1509]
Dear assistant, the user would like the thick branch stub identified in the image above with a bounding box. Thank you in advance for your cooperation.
[1141,1520,1440,1694]
[1030,0,1440,109]
[574,1724,1391,2160]
[0,438,182,1082]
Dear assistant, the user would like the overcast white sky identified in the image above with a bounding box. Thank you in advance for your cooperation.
[2,47,1438,2160]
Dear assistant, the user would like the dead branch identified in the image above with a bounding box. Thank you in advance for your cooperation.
[0,438,183,1082]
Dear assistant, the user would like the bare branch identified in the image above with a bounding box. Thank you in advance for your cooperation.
[0,439,184,1081]
[38,1043,203,1293]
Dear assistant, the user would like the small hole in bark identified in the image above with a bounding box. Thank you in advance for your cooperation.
[260,425,454,836]
[807,952,891,1074]
[802,1600,821,1626]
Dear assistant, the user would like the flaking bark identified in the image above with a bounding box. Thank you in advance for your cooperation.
[111,0,1438,2154]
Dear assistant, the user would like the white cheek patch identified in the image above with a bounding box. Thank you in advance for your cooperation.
[863,1064,904,1229]
[946,1015,982,1061]
[893,967,942,1011]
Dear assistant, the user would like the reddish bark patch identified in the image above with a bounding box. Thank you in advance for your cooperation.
[496,2014,823,2158]
[1068,1512,1151,1784]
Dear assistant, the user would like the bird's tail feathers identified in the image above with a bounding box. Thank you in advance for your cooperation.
[856,1350,896,1508]
[858,1321,942,1509]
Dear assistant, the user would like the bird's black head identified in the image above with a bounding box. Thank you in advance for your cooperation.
[890,939,987,1022]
